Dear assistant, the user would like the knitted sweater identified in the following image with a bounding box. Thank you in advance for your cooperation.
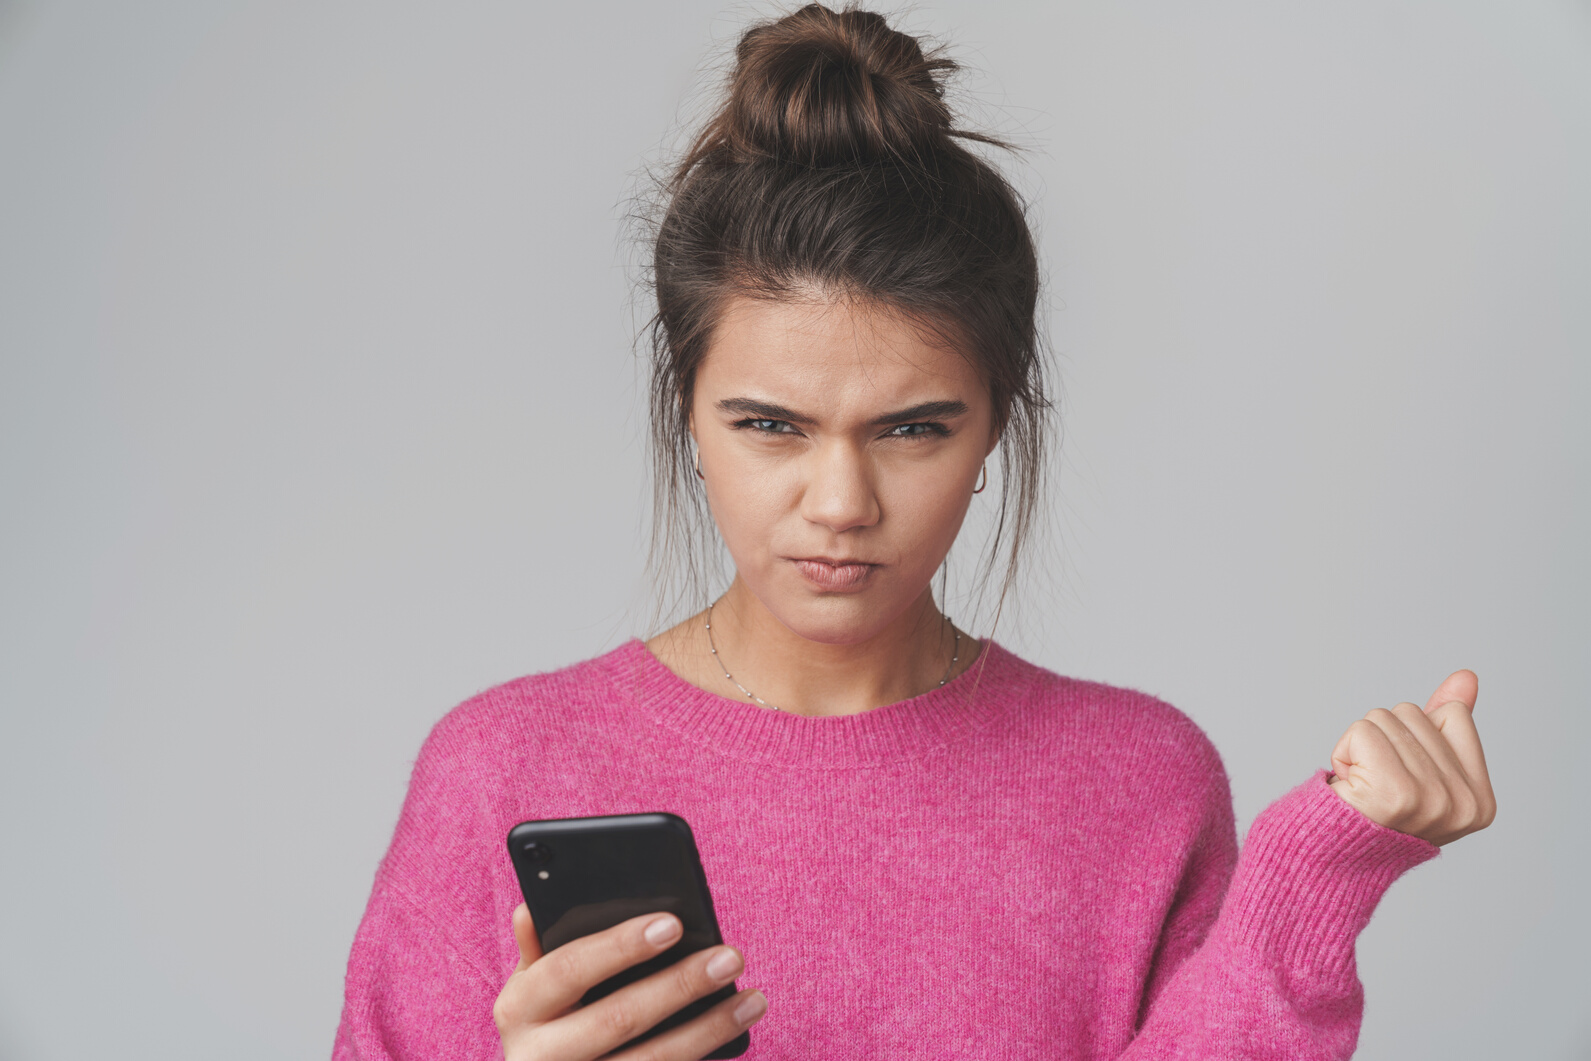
[332,639,1439,1060]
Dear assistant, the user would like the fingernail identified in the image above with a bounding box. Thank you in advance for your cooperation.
[733,990,767,1026]
[705,947,743,983]
[644,915,680,947]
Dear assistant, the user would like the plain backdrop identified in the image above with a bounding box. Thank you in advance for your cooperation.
[1,1,1587,1058]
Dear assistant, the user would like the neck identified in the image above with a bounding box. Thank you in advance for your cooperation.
[656,576,976,718]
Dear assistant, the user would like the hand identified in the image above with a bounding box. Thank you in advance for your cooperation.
[493,904,767,1061]
[1326,669,1497,847]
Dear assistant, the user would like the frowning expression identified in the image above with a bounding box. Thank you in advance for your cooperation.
[691,294,998,644]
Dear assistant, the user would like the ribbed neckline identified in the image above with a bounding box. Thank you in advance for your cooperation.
[601,637,1035,768]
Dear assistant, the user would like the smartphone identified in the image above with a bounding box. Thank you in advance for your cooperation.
[506,812,750,1059]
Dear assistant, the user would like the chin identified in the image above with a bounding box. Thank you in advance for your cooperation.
[761,579,916,646]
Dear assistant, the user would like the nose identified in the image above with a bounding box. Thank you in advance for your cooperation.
[798,441,881,534]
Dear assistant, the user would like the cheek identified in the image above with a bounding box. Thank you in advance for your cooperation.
[878,465,976,564]
[699,448,793,563]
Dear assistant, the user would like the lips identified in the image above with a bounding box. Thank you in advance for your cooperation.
[792,558,877,592]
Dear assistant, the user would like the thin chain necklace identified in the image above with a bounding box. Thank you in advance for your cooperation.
[703,597,962,713]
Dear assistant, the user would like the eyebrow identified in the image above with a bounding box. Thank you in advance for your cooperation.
[715,397,969,427]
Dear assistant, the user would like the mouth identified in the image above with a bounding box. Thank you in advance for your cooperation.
[790,557,879,592]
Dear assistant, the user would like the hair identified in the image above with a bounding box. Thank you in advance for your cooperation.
[643,2,1050,627]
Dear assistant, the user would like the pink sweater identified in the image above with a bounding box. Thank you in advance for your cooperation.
[333,639,1439,1059]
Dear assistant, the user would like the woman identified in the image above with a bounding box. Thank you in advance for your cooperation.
[332,6,1495,1059]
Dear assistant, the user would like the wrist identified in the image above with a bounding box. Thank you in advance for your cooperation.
[1219,769,1440,981]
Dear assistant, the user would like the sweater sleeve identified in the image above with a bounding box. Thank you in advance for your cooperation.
[1120,768,1440,1060]
[331,705,516,1060]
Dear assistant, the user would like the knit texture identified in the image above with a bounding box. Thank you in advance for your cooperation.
[332,639,1439,1060]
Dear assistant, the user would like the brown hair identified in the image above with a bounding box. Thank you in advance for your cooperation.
[644,3,1050,623]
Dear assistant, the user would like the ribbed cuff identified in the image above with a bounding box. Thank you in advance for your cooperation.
[1219,769,1440,981]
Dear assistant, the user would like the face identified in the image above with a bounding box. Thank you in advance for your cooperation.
[691,294,999,645]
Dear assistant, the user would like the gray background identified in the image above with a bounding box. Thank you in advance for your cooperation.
[1,1,1586,1058]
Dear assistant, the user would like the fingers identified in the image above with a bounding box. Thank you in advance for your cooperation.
[494,910,768,1061]
[1423,668,1477,714]
[1330,711,1437,834]
[1379,703,1463,784]
[1426,700,1490,784]
[1426,699,1497,828]
[512,903,543,973]
[1328,682,1498,846]
[1330,715,1402,788]
[496,912,684,1036]
[1391,691,1496,836]
[608,988,767,1061]
[533,943,749,1061]
[519,912,685,1022]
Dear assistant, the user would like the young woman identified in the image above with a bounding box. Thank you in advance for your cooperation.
[332,6,1495,1059]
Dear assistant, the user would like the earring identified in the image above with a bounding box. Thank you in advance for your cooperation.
[972,463,987,494]
[694,448,705,480]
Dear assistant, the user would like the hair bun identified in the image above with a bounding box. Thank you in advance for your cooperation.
[718,4,957,166]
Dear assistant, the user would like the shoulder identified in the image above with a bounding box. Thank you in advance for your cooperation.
[360,649,645,979]
[989,647,1236,842]
[993,645,1227,780]
[410,640,645,782]
[380,642,646,871]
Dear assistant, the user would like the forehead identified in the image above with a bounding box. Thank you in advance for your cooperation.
[698,295,984,407]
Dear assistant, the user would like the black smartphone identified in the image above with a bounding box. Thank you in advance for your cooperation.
[506,812,750,1059]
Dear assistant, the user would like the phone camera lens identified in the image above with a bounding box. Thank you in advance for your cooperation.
[522,841,552,866]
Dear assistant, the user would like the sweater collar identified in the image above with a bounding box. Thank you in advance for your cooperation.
[604,637,1033,768]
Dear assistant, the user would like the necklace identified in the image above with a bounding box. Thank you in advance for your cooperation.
[703,596,962,713]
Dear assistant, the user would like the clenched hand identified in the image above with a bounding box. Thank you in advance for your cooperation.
[1327,669,1497,847]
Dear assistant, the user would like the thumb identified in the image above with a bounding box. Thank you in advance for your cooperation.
[1423,668,1478,714]
[511,903,543,972]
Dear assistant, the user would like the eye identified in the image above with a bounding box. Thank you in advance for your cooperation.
[733,417,798,435]
[886,422,948,438]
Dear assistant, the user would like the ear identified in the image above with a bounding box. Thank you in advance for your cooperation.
[985,399,1006,458]
[985,416,1003,458]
